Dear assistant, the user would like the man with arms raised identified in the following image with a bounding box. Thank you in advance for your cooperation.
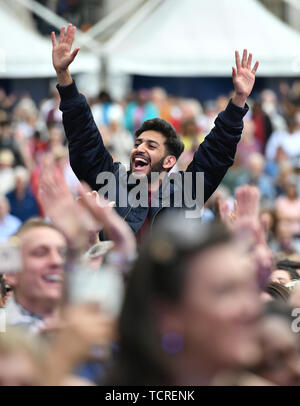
[52,24,259,237]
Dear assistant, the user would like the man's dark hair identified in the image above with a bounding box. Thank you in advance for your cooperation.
[264,281,290,303]
[98,90,112,103]
[276,260,300,280]
[135,118,184,160]
[277,259,300,271]
[104,213,232,386]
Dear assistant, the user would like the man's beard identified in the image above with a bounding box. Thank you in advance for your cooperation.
[130,157,166,183]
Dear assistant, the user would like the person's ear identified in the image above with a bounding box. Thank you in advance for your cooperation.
[163,155,177,170]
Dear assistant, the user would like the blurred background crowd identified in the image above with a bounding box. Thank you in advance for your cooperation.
[1,78,300,256]
[1,0,300,388]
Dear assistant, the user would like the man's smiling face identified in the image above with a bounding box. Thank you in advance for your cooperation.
[5,226,67,306]
[130,130,172,178]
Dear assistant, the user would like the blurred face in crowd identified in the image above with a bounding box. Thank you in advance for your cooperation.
[0,122,12,138]
[287,119,297,134]
[0,150,14,169]
[259,211,274,234]
[137,89,150,106]
[109,120,120,133]
[5,226,66,309]
[270,269,292,285]
[151,87,167,106]
[15,176,27,192]
[0,197,9,220]
[216,96,228,112]
[285,183,297,200]
[275,146,288,163]
[248,154,264,178]
[15,168,30,193]
[162,241,261,375]
[130,131,175,178]
[256,315,300,386]
[181,119,198,137]
[276,221,293,247]
[242,119,255,142]
[0,351,41,386]
[48,127,64,147]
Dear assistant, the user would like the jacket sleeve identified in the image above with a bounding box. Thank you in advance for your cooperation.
[185,99,249,202]
[57,81,114,191]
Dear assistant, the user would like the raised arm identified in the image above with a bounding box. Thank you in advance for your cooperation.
[52,24,114,190]
[52,24,79,86]
[186,49,259,202]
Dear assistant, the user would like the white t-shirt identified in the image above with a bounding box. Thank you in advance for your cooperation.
[266,130,300,161]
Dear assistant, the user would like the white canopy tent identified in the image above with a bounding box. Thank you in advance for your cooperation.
[0,2,100,78]
[106,0,300,77]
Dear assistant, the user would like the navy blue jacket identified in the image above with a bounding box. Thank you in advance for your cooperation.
[57,82,248,235]
[6,187,39,222]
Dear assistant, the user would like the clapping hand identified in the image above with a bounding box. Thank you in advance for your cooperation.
[217,185,273,288]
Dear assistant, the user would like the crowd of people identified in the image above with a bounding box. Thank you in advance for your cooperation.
[1,24,300,386]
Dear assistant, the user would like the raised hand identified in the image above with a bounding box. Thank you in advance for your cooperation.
[38,156,103,250]
[76,191,115,246]
[52,24,80,72]
[232,49,259,107]
[216,192,236,228]
[78,182,136,260]
[217,185,273,288]
[235,185,260,221]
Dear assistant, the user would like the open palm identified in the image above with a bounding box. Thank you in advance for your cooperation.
[232,49,259,98]
[52,24,80,72]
